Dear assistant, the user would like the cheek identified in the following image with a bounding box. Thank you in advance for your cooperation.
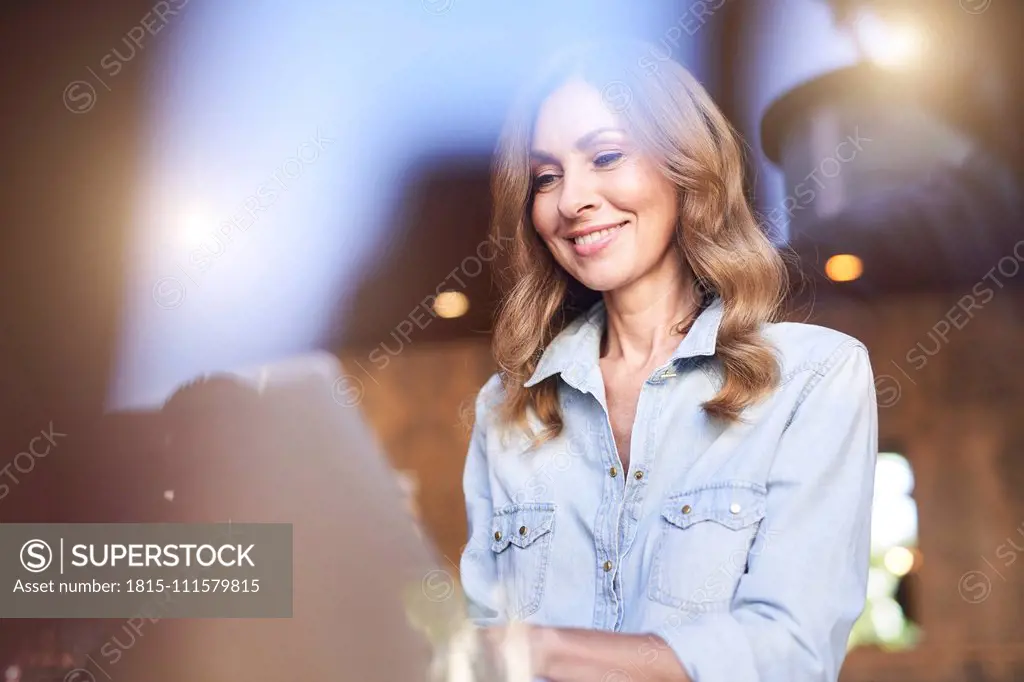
[603,165,649,206]
[617,164,677,231]
[603,160,672,220]
[531,195,560,240]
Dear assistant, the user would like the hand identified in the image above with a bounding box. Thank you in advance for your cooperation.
[480,622,551,679]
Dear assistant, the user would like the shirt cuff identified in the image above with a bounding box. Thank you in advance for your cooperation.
[653,612,759,682]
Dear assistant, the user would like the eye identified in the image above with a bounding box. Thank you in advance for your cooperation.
[532,172,560,191]
[594,151,624,167]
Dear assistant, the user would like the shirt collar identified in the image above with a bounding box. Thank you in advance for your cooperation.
[523,295,725,389]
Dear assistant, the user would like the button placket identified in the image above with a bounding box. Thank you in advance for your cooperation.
[617,377,667,577]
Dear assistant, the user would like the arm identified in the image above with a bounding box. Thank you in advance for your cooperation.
[651,340,878,682]
[499,627,690,682]
[505,340,876,682]
[459,382,506,627]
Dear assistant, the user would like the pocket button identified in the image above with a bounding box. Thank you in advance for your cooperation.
[650,483,768,611]
[490,503,556,620]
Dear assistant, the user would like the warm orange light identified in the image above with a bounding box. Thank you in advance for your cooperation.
[825,254,863,282]
[434,290,469,318]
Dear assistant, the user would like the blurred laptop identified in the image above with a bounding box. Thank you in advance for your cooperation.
[101,351,458,682]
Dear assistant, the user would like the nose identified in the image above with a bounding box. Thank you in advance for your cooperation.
[557,168,600,220]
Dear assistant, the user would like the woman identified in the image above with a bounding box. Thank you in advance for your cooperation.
[459,40,878,682]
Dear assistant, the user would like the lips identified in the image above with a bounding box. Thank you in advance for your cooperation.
[567,221,626,256]
[568,222,626,246]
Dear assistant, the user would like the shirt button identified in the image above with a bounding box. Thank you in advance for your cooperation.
[730,503,741,514]
[603,560,614,572]
[681,504,692,514]
[494,531,502,541]
[609,467,618,478]
[633,470,644,480]
[519,525,528,536]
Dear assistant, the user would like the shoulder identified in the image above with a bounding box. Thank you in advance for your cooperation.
[476,372,505,407]
[472,371,552,447]
[471,372,507,430]
[761,321,871,386]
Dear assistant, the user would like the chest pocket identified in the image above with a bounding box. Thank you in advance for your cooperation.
[490,502,556,620]
[648,482,766,613]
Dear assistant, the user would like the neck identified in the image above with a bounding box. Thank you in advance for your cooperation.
[600,255,701,371]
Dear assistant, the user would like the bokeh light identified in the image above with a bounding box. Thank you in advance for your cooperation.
[433,291,470,319]
[825,254,864,282]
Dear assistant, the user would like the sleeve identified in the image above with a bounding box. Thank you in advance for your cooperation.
[653,340,879,682]
[459,377,508,627]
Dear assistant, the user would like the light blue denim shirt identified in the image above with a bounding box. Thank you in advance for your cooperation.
[459,296,878,682]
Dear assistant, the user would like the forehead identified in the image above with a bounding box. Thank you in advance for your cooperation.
[531,78,623,153]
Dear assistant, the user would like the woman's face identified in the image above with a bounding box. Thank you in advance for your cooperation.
[529,78,680,293]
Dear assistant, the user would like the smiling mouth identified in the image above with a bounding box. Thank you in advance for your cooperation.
[570,222,626,246]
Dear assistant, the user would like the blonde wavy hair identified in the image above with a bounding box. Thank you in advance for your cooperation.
[489,40,788,444]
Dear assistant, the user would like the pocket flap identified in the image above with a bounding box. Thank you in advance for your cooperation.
[491,503,556,552]
[662,483,766,531]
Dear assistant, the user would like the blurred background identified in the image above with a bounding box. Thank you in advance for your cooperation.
[0,0,1021,680]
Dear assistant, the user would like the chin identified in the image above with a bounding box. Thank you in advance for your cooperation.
[570,266,633,294]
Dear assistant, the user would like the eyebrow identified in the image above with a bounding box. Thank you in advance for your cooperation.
[529,126,627,164]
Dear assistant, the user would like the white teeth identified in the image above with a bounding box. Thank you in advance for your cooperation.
[573,224,623,246]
